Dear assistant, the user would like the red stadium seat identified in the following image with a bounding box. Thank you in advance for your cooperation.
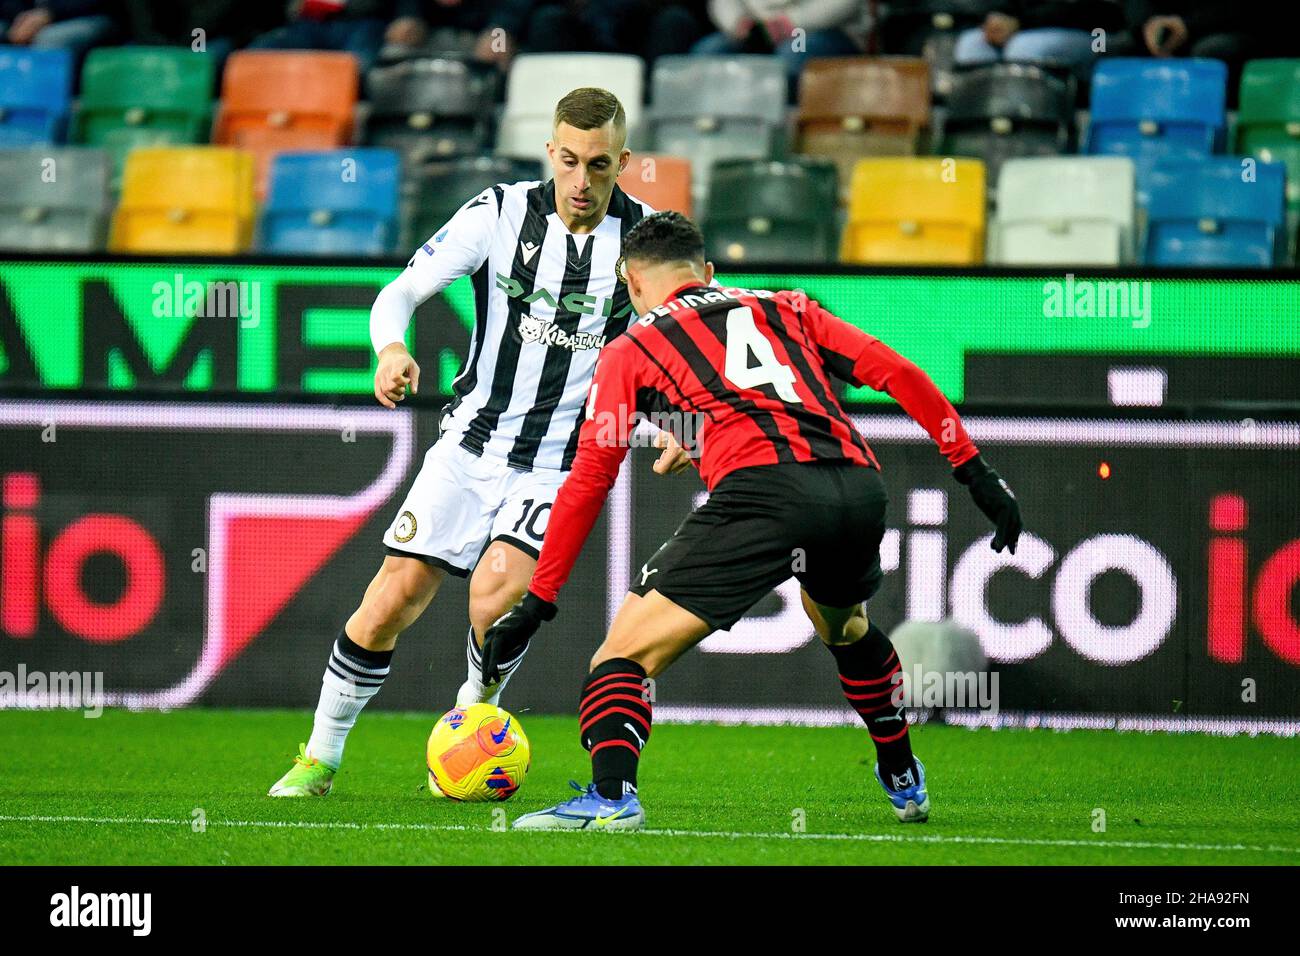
[618,154,692,216]
[213,51,358,198]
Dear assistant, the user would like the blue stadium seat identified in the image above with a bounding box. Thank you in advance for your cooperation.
[0,46,73,146]
[1143,159,1286,267]
[1086,58,1226,202]
[259,149,400,256]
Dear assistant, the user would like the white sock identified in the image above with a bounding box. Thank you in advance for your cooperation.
[306,631,392,769]
[458,625,529,706]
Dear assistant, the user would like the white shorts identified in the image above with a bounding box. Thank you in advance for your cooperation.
[382,437,566,576]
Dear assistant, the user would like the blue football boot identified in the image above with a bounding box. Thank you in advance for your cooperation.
[875,758,930,822]
[512,781,645,831]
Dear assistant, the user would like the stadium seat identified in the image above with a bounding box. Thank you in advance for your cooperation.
[0,147,111,251]
[401,155,544,249]
[259,149,400,256]
[991,157,1136,265]
[213,51,358,198]
[110,146,255,253]
[1143,158,1286,267]
[71,47,215,188]
[364,57,497,164]
[646,55,787,207]
[1235,59,1300,212]
[497,54,644,167]
[618,154,692,215]
[0,47,73,146]
[939,63,1076,194]
[1085,58,1226,201]
[922,27,960,100]
[796,57,931,196]
[841,157,985,264]
[701,158,839,264]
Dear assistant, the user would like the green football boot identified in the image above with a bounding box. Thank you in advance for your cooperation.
[267,744,336,797]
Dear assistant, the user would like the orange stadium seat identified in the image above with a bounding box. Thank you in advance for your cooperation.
[110,146,255,253]
[617,154,692,215]
[213,51,358,198]
[797,57,931,195]
[841,157,985,265]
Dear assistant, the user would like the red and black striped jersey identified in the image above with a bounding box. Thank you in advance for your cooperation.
[528,282,980,603]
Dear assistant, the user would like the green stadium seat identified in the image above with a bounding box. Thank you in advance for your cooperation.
[1236,60,1300,210]
[702,158,839,264]
[71,47,215,189]
[401,156,544,251]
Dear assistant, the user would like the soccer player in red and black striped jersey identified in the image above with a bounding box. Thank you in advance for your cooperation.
[482,212,1023,830]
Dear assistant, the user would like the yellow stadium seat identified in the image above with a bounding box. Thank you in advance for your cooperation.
[841,158,986,265]
[110,147,255,254]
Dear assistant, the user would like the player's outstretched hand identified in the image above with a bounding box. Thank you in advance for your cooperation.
[652,430,693,475]
[952,454,1022,553]
[375,342,420,409]
[481,592,557,684]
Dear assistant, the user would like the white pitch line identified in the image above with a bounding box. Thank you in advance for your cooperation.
[1,815,1297,855]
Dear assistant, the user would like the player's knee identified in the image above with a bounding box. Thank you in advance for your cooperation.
[817,604,869,646]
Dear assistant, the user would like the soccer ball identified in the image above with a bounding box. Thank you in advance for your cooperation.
[426,703,530,801]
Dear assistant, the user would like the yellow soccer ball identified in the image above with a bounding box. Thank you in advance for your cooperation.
[426,703,530,801]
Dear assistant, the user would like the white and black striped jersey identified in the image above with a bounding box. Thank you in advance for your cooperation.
[370,179,653,472]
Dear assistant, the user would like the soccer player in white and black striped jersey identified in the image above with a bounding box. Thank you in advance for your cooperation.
[269,87,691,797]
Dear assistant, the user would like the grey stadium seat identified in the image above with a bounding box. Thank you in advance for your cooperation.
[647,55,789,208]
[0,147,111,252]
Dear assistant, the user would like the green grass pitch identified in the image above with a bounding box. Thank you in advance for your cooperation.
[1,708,1297,865]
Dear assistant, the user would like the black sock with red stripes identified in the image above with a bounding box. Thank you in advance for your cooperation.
[827,619,916,781]
[579,658,652,800]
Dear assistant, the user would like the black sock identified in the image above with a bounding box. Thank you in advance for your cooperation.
[466,624,529,682]
[335,627,394,672]
[827,619,916,783]
[579,658,651,800]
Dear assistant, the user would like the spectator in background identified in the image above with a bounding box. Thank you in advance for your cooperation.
[877,0,997,56]
[471,1,709,68]
[379,0,498,58]
[119,0,282,86]
[248,0,415,74]
[0,1,117,63]
[952,1,1125,81]
[693,0,865,79]
[1114,1,1280,98]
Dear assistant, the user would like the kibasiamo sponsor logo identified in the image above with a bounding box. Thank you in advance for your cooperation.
[695,487,1300,667]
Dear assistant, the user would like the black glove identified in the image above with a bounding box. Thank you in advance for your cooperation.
[480,591,557,685]
[953,454,1022,554]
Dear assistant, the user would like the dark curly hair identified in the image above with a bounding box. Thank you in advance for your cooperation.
[621,211,706,268]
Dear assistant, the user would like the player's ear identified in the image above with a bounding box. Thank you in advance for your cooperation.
[703,261,715,285]
[617,147,631,177]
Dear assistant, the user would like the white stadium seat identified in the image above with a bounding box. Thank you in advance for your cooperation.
[497,54,645,167]
[992,157,1137,265]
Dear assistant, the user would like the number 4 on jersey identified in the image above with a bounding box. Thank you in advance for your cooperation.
[722,307,802,404]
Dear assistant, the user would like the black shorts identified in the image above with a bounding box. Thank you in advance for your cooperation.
[629,461,888,632]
